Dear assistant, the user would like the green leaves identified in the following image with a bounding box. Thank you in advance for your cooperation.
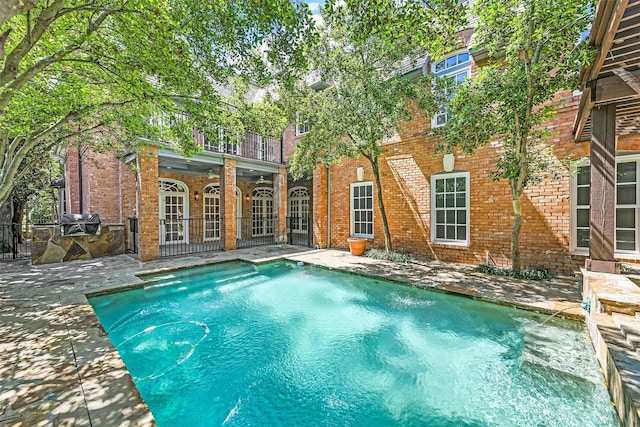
[433,0,593,270]
[0,0,316,204]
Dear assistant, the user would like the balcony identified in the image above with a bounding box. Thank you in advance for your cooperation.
[195,130,282,164]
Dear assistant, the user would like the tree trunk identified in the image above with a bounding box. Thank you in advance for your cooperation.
[0,1,35,27]
[13,200,24,243]
[369,156,393,252]
[511,196,522,272]
[0,198,14,253]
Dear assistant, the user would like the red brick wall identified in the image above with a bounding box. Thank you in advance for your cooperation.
[64,146,124,223]
[282,124,299,163]
[222,158,237,250]
[64,145,80,214]
[138,145,159,261]
[312,164,328,248]
[307,89,640,275]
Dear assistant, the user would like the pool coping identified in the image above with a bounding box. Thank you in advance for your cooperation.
[0,246,625,426]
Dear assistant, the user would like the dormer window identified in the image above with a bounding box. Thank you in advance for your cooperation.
[432,50,471,128]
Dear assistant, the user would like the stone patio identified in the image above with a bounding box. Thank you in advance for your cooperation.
[0,245,635,426]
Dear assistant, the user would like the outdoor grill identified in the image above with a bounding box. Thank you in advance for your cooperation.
[60,214,101,235]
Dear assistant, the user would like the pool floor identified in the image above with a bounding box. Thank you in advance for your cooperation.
[90,261,619,426]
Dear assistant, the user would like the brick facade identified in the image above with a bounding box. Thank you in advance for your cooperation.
[221,158,237,251]
[304,88,640,274]
[137,145,160,261]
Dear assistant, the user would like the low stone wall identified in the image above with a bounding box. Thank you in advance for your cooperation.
[32,224,125,265]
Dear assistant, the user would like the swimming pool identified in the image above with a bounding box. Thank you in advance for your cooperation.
[89,261,619,426]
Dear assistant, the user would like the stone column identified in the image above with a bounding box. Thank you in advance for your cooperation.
[587,104,620,273]
[221,158,237,251]
[273,167,288,243]
[138,145,160,261]
[312,163,328,248]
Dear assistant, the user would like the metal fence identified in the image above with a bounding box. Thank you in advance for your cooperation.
[159,217,224,257]
[236,216,277,249]
[287,216,313,247]
[0,221,33,260]
[128,217,138,254]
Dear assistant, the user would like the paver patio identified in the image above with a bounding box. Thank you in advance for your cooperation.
[0,245,633,425]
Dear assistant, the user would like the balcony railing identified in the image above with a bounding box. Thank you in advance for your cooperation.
[196,131,282,164]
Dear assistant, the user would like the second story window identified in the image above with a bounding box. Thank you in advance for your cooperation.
[432,50,471,128]
[296,111,309,136]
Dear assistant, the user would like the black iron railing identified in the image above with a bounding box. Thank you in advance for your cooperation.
[199,131,282,164]
[159,217,223,257]
[128,217,138,254]
[286,216,313,247]
[236,216,277,249]
[0,221,33,260]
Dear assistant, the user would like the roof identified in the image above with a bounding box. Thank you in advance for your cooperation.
[573,0,640,141]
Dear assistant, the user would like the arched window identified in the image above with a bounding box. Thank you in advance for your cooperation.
[431,49,471,128]
[252,187,274,236]
[288,187,310,233]
[203,184,220,241]
[158,178,189,244]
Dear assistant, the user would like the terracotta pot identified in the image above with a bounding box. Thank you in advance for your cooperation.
[347,237,367,256]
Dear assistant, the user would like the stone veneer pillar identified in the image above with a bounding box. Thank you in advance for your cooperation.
[312,163,328,248]
[138,145,160,261]
[273,167,288,243]
[222,158,237,251]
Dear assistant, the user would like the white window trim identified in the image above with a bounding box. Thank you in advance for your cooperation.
[296,111,309,136]
[570,154,640,256]
[350,181,374,238]
[431,49,471,129]
[431,171,470,246]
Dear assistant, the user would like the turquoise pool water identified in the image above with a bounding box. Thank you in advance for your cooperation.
[89,261,618,426]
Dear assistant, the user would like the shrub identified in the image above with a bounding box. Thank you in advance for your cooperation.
[364,249,412,263]
[475,263,553,281]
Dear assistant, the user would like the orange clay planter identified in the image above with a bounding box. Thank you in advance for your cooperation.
[347,237,367,256]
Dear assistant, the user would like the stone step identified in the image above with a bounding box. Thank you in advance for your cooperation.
[521,325,603,384]
[612,312,640,352]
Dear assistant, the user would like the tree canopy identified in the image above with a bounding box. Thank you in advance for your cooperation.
[0,0,315,206]
[285,0,465,251]
[434,0,593,271]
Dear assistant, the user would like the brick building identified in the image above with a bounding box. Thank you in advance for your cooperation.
[62,1,639,276]
[63,123,313,261]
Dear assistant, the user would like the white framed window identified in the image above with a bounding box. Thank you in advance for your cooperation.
[431,171,470,245]
[350,182,373,238]
[571,155,640,254]
[296,111,309,136]
[431,50,471,128]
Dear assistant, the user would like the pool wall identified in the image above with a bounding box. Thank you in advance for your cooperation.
[583,270,640,426]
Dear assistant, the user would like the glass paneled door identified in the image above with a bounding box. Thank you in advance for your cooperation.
[288,187,310,234]
[204,184,220,242]
[252,187,274,237]
[159,179,189,245]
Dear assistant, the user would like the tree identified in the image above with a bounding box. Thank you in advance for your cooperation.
[286,0,464,252]
[435,0,593,271]
[0,0,314,208]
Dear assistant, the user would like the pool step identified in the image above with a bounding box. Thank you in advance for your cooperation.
[612,313,640,352]
[521,326,602,384]
[143,262,258,287]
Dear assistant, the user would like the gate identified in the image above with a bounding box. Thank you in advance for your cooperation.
[286,216,313,247]
[0,220,33,260]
